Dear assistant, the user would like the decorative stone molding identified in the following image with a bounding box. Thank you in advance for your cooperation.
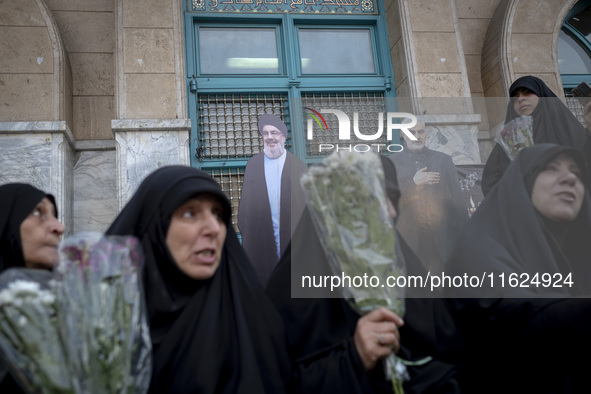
[0,121,74,234]
[112,118,191,209]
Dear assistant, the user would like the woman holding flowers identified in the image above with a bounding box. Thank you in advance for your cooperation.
[447,144,591,393]
[266,156,464,393]
[482,75,591,196]
[0,183,65,392]
[107,166,291,393]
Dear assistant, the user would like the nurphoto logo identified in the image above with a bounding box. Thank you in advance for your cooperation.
[304,108,418,154]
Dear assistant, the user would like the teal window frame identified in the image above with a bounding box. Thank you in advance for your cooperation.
[183,5,398,169]
[561,0,591,92]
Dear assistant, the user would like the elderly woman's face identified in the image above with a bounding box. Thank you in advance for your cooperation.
[531,154,585,222]
[166,194,227,280]
[512,87,540,116]
[20,197,65,269]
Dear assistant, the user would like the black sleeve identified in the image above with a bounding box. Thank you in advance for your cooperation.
[481,144,509,197]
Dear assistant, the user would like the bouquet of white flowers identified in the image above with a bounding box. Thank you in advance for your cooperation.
[496,115,534,160]
[0,234,152,394]
[300,151,407,394]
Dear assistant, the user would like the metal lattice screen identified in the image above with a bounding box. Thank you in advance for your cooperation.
[197,93,290,161]
[203,167,244,233]
[302,91,387,157]
[197,93,292,232]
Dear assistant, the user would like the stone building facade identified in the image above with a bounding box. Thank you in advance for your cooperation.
[1,0,589,234]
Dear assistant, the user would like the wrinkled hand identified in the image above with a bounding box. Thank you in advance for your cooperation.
[583,102,591,133]
[413,167,440,186]
[354,308,404,371]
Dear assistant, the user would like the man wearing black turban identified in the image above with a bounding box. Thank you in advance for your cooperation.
[238,113,307,286]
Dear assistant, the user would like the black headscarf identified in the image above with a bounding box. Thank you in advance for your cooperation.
[0,183,58,393]
[447,144,591,393]
[266,156,464,393]
[481,75,590,195]
[450,143,591,297]
[106,166,290,393]
[0,183,57,271]
[258,113,288,137]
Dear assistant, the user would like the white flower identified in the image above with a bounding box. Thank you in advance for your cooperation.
[8,280,41,296]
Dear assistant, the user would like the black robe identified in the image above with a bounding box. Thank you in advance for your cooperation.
[238,151,307,286]
[0,183,57,393]
[266,158,465,394]
[107,166,291,394]
[389,147,468,274]
[481,75,591,196]
[446,144,591,393]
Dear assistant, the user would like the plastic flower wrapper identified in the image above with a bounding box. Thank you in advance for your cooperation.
[0,268,73,393]
[300,151,408,394]
[495,115,534,160]
[55,233,152,394]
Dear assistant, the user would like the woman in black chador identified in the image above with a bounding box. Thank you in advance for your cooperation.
[107,166,291,393]
[481,75,591,195]
[447,144,591,393]
[0,183,65,392]
[266,157,465,393]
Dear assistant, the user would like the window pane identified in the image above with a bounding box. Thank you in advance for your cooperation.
[558,29,591,74]
[199,27,279,74]
[299,29,375,74]
[567,5,591,42]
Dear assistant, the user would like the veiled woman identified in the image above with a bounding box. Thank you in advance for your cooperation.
[266,157,465,393]
[0,183,65,392]
[481,75,591,195]
[447,144,591,393]
[106,166,291,393]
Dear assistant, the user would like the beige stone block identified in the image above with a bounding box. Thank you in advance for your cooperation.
[383,0,393,12]
[0,0,45,25]
[414,32,460,73]
[455,0,501,19]
[465,54,483,93]
[471,92,490,130]
[459,18,488,55]
[408,0,454,32]
[484,82,508,127]
[512,0,566,34]
[52,11,114,53]
[124,74,177,119]
[419,73,466,97]
[122,0,173,28]
[484,78,505,97]
[73,96,115,140]
[70,53,114,96]
[45,0,114,12]
[511,34,554,73]
[124,28,175,74]
[481,63,502,93]
[0,27,53,73]
[0,74,53,121]
[391,37,408,87]
[385,0,401,45]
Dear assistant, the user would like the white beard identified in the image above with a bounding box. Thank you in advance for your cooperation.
[264,144,285,159]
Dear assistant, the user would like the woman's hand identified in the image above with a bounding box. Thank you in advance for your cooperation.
[353,308,404,371]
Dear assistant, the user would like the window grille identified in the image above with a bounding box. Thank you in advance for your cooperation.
[301,91,387,157]
[203,166,244,233]
[197,93,290,161]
